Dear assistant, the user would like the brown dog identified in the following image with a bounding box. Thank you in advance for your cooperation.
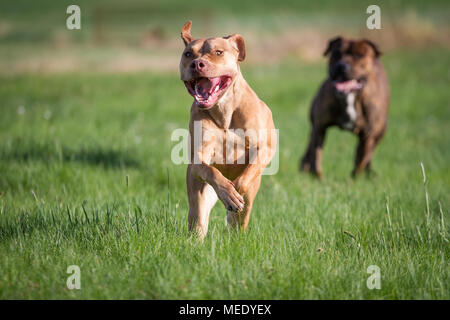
[300,37,389,178]
[179,21,277,239]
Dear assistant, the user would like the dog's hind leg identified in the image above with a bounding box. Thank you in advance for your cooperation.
[187,166,218,239]
[227,175,261,231]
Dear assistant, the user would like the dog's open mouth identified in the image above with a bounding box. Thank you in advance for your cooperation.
[184,76,232,108]
[333,79,364,94]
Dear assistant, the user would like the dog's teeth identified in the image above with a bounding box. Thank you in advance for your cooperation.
[214,85,219,93]
[195,85,200,97]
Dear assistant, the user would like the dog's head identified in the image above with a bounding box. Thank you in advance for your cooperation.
[179,21,246,109]
[324,36,381,94]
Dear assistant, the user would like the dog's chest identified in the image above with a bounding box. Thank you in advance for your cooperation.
[336,92,359,131]
[209,127,254,166]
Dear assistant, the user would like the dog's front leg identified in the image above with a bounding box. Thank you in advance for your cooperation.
[227,175,261,231]
[190,163,245,213]
[191,127,245,213]
[352,135,376,177]
[187,163,244,239]
[300,126,326,179]
[187,165,218,239]
[228,142,274,230]
[233,140,275,195]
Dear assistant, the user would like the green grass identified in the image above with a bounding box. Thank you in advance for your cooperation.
[0,47,448,299]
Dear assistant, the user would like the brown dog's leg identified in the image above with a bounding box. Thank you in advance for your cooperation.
[352,135,376,177]
[227,175,261,231]
[300,127,326,178]
[353,128,386,177]
[187,165,218,239]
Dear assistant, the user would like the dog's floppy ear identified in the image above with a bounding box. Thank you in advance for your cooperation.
[181,21,194,46]
[225,34,246,61]
[324,36,342,56]
[363,39,382,57]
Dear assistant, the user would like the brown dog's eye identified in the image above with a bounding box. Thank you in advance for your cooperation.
[215,50,224,56]
[184,51,192,58]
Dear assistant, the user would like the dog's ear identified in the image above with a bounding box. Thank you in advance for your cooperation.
[324,36,342,56]
[181,21,194,46]
[225,34,246,61]
[363,39,382,57]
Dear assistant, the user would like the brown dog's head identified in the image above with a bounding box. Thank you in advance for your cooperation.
[179,21,246,109]
[324,36,381,94]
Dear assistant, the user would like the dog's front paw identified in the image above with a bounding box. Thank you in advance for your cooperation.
[215,179,245,212]
[300,158,312,172]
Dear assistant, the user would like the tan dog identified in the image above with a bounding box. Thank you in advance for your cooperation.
[179,21,277,239]
[300,37,390,178]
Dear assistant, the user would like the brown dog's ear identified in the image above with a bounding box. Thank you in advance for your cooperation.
[225,34,246,61]
[324,36,342,56]
[364,39,382,57]
[181,21,194,46]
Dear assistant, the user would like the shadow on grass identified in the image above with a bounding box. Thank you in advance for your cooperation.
[0,203,127,243]
[0,140,140,169]
[0,202,181,244]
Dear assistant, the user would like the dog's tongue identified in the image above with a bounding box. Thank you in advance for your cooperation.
[195,77,221,99]
[335,79,362,93]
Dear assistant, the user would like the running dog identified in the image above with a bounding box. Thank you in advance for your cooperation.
[300,36,389,178]
[179,21,277,238]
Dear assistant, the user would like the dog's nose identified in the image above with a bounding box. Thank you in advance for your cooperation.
[335,62,350,73]
[190,60,206,72]
[332,62,351,79]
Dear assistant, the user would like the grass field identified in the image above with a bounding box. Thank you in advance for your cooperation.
[0,0,449,299]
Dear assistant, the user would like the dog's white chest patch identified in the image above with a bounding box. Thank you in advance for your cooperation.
[346,92,357,122]
[342,92,357,130]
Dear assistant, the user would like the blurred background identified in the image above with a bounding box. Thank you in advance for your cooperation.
[0,0,449,299]
[0,0,449,212]
[1,0,448,74]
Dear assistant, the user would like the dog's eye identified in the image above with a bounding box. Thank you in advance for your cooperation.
[215,50,224,56]
[184,51,192,58]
